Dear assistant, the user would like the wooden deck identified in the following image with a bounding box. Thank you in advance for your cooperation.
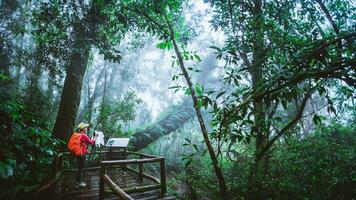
[57,168,177,200]
[52,150,178,200]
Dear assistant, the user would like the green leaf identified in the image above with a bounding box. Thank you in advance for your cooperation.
[197,99,203,109]
[193,144,199,152]
[156,42,167,49]
[184,138,191,144]
[185,159,192,167]
[194,54,201,61]
[216,91,226,99]
[195,85,203,96]
[313,114,322,125]
[209,45,221,52]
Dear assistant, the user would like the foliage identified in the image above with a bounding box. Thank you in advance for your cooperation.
[267,123,356,199]
[208,0,355,147]
[1,0,355,199]
[0,82,63,200]
[169,121,356,200]
[95,91,142,137]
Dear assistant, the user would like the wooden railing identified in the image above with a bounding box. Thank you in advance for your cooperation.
[55,149,127,172]
[99,151,167,200]
[48,149,167,200]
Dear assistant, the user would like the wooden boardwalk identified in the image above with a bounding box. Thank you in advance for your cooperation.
[57,168,177,200]
[52,150,178,200]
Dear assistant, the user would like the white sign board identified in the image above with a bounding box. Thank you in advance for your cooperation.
[106,138,130,148]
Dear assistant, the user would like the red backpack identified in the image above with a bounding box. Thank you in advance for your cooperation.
[68,132,82,156]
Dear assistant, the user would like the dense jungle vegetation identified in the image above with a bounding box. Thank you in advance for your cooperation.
[0,0,355,199]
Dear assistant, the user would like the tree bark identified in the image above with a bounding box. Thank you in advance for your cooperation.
[76,67,105,123]
[0,36,10,77]
[169,25,229,200]
[130,97,195,150]
[130,53,218,150]
[247,0,268,199]
[52,38,90,141]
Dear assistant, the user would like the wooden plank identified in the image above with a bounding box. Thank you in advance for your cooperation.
[124,184,162,193]
[103,174,133,200]
[101,157,163,166]
[61,188,98,196]
[129,190,177,200]
[63,166,101,172]
[127,151,162,158]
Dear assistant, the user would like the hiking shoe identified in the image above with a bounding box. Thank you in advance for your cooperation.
[78,181,87,187]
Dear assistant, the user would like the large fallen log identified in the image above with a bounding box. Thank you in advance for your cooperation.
[130,97,195,150]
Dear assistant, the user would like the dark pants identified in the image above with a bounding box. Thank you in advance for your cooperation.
[76,155,86,182]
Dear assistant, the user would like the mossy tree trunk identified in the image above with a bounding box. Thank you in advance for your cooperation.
[130,97,195,150]
[52,31,90,141]
[247,0,268,198]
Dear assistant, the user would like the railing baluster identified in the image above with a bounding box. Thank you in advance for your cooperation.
[139,155,144,181]
[99,165,106,200]
[160,158,167,194]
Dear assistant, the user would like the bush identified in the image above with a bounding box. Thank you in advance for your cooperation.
[0,94,63,199]
[268,123,356,199]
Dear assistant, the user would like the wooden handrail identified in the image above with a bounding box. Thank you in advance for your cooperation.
[60,150,124,156]
[57,150,167,199]
[62,166,101,172]
[101,157,163,165]
[102,174,134,200]
[99,156,167,199]
[59,150,161,159]
[124,184,162,193]
[127,151,162,158]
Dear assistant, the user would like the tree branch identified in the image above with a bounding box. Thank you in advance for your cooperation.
[257,86,317,160]
[314,0,340,34]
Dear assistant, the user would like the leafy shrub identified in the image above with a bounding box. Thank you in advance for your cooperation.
[0,93,63,199]
[268,123,356,199]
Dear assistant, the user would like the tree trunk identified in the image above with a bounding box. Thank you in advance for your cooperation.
[52,39,90,141]
[76,68,105,123]
[247,0,268,199]
[170,27,229,200]
[25,58,42,103]
[0,37,10,77]
[130,53,218,150]
[130,97,195,150]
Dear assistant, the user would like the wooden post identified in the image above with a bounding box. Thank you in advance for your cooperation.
[51,156,58,179]
[109,147,112,160]
[99,149,102,162]
[58,155,63,171]
[125,148,128,159]
[99,164,106,200]
[139,155,143,181]
[160,158,167,194]
[123,147,127,168]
